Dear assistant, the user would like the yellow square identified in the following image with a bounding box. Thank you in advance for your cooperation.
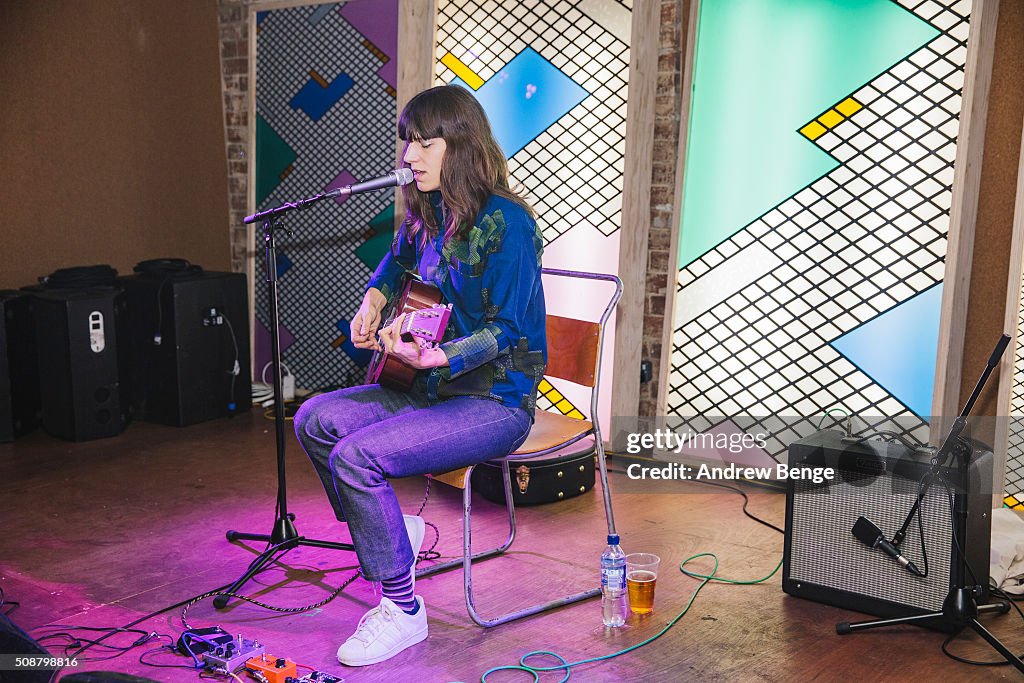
[835,97,862,116]
[800,121,827,140]
[555,399,574,414]
[817,108,844,129]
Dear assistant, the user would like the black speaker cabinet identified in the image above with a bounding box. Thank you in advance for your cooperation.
[0,290,41,441]
[0,612,52,683]
[29,287,129,442]
[120,271,250,426]
[783,429,992,626]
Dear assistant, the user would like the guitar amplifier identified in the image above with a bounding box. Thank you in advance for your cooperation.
[782,429,992,627]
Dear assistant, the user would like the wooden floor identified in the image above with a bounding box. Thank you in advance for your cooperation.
[1,411,1021,682]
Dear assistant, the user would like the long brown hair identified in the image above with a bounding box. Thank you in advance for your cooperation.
[398,85,532,245]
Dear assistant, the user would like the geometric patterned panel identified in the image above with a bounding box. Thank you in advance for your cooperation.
[435,0,631,246]
[666,0,970,461]
[536,378,586,420]
[435,0,632,425]
[1007,268,1024,509]
[450,47,589,158]
[254,2,398,390]
[677,0,939,270]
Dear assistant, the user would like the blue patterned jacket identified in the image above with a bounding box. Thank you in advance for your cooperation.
[368,193,547,415]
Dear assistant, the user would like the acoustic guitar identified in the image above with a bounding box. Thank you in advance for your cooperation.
[365,277,452,391]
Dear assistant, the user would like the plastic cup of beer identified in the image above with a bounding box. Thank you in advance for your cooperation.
[626,553,660,615]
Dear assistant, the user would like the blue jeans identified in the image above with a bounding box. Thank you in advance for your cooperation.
[293,384,532,581]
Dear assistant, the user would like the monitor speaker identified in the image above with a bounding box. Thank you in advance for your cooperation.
[0,290,41,441]
[29,287,129,442]
[120,271,250,426]
[0,610,53,683]
[783,429,992,628]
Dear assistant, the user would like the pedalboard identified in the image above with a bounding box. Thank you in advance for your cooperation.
[244,654,342,683]
[203,635,265,673]
[245,654,297,683]
[291,673,344,683]
[176,626,233,656]
[178,627,342,682]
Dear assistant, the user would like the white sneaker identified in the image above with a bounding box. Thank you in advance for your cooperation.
[336,596,428,666]
[404,514,425,588]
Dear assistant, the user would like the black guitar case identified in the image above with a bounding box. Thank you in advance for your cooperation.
[472,436,596,506]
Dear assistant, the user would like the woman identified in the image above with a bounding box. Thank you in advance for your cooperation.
[293,85,546,667]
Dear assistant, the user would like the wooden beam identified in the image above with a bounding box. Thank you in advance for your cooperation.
[995,81,1024,509]
[614,0,659,423]
[395,0,436,231]
[931,0,1000,440]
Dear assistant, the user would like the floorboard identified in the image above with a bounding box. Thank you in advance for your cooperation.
[1,412,1020,681]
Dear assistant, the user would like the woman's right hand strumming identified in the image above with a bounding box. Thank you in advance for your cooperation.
[351,287,387,351]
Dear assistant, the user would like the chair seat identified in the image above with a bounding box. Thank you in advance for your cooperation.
[511,409,592,456]
[428,410,594,489]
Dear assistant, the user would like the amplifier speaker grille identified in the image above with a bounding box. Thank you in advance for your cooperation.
[783,430,991,622]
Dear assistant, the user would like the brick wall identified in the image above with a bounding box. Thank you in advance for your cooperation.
[639,0,687,416]
[216,0,251,275]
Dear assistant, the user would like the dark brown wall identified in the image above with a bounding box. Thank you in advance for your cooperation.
[0,1,230,289]
[961,0,1024,417]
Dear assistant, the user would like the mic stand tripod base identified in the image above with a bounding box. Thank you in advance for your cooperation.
[213,517,355,610]
[836,589,1022,673]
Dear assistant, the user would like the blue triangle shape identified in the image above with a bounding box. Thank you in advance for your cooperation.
[830,283,942,419]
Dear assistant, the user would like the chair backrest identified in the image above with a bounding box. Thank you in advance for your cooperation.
[540,268,622,420]
[545,315,601,387]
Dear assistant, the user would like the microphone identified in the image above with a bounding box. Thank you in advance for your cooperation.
[328,168,414,198]
[243,168,415,224]
[852,516,924,577]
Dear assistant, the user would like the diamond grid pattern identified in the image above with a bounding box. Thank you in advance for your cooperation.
[667,0,969,461]
[255,5,398,390]
[435,0,630,245]
[1007,268,1024,509]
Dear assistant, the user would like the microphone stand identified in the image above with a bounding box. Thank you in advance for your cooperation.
[214,189,355,609]
[836,335,1023,673]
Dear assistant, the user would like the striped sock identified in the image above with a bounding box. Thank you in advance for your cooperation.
[380,569,418,614]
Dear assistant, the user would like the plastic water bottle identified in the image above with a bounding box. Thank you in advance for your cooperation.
[601,534,628,627]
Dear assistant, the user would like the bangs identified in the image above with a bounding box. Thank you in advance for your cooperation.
[397,100,446,142]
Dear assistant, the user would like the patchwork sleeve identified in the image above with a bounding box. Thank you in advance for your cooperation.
[440,208,542,379]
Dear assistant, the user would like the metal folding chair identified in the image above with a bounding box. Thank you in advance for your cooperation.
[417,268,622,626]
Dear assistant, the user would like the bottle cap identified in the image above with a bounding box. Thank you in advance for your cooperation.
[607,534,619,545]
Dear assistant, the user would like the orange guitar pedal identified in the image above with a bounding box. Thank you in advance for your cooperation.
[245,653,297,683]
